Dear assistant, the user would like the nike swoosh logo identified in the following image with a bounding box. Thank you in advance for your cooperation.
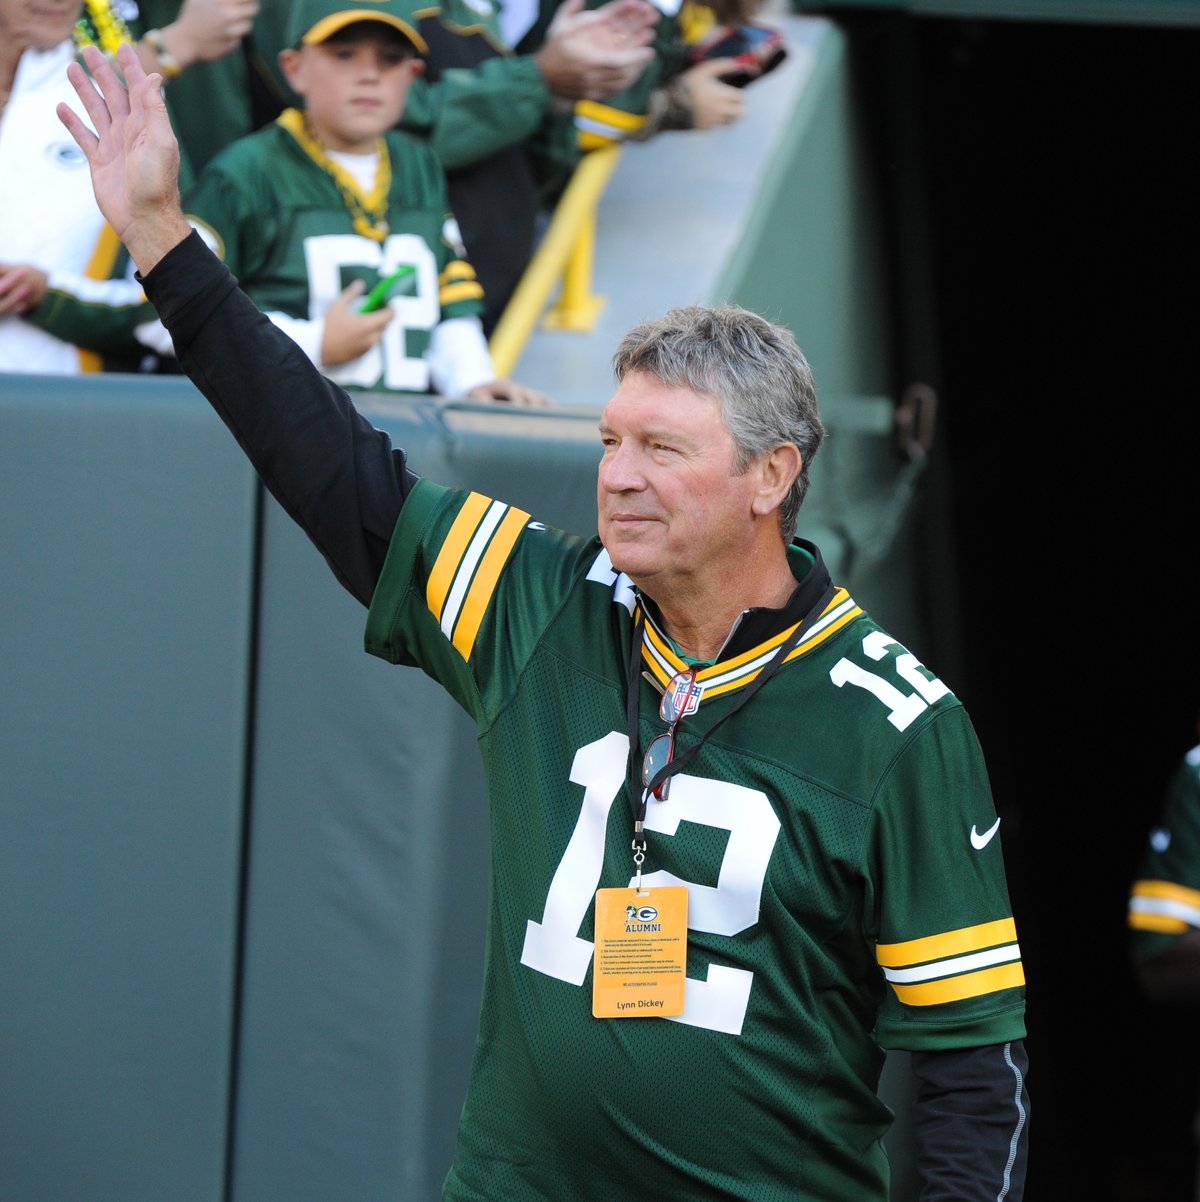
[970,817,1001,850]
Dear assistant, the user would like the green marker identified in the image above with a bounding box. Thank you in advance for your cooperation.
[358,264,415,312]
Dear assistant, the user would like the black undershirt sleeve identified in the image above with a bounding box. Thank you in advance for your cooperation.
[141,231,413,605]
[911,1039,1030,1201]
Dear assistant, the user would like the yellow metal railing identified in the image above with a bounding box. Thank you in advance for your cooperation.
[488,144,621,378]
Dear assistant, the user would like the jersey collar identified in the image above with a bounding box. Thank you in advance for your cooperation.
[636,540,862,699]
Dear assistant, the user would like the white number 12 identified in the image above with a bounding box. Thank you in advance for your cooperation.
[520,732,781,1035]
[829,630,950,731]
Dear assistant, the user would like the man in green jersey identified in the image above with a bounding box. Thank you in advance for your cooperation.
[1129,736,1200,998]
[1128,735,1200,1195]
[60,45,1030,1200]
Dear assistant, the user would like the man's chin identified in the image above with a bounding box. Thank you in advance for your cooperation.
[603,548,655,591]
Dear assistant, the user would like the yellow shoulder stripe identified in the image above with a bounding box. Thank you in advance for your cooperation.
[877,918,1023,1008]
[440,261,477,283]
[441,281,485,305]
[1128,878,1200,932]
[1129,912,1189,934]
[889,962,1025,1007]
[1131,878,1200,908]
[876,917,1017,967]
[427,491,491,624]
[425,492,531,662]
[575,99,646,133]
[452,505,528,659]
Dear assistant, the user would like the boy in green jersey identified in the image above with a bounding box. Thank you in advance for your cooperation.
[183,0,546,401]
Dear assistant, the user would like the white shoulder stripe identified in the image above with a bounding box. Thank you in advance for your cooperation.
[880,942,1021,985]
[439,499,508,640]
[1129,894,1200,927]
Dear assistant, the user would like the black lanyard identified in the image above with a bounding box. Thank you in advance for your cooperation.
[624,582,837,850]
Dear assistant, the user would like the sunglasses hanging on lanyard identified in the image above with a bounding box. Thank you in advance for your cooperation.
[623,582,837,887]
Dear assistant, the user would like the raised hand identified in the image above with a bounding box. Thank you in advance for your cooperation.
[161,0,260,67]
[537,0,657,101]
[56,43,192,274]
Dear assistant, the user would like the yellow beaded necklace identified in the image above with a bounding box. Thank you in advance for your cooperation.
[276,107,392,243]
[73,0,135,55]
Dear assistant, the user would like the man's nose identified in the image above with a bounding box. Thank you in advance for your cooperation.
[599,444,644,492]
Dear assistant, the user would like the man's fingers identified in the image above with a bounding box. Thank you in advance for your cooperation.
[80,43,133,123]
[59,58,111,147]
[55,95,99,158]
[114,41,169,133]
[125,62,170,137]
[114,41,151,91]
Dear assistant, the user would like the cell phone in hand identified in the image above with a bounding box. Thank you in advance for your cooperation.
[358,264,415,313]
[690,22,787,89]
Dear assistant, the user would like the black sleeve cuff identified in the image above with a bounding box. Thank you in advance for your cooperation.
[911,1040,1030,1201]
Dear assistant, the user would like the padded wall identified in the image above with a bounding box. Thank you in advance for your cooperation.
[227,399,603,1202]
[1,374,257,1202]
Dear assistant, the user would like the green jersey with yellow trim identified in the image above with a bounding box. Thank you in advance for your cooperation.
[364,480,1026,1201]
[1129,744,1200,960]
[183,117,483,393]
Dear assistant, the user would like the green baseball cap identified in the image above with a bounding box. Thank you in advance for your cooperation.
[287,0,428,53]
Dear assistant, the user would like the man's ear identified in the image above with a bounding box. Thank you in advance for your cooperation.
[750,443,802,518]
[277,47,305,96]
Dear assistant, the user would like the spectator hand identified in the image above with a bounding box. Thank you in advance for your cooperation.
[537,0,657,102]
[0,265,49,316]
[678,59,745,128]
[320,281,394,367]
[466,378,552,406]
[57,44,192,274]
[160,0,260,68]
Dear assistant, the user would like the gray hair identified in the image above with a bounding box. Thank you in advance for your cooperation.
[612,305,824,538]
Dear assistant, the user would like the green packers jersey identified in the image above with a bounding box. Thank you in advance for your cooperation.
[184,119,484,393]
[364,481,1027,1201]
[1129,744,1200,960]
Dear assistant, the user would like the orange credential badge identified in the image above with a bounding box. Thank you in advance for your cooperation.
[592,885,688,1018]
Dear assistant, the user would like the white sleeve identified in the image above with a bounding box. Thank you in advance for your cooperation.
[44,272,146,306]
[134,308,325,365]
[134,317,176,356]
[428,316,495,398]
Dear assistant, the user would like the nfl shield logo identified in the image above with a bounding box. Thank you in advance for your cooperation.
[670,675,704,717]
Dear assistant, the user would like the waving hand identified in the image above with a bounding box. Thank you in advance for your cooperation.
[57,43,193,274]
